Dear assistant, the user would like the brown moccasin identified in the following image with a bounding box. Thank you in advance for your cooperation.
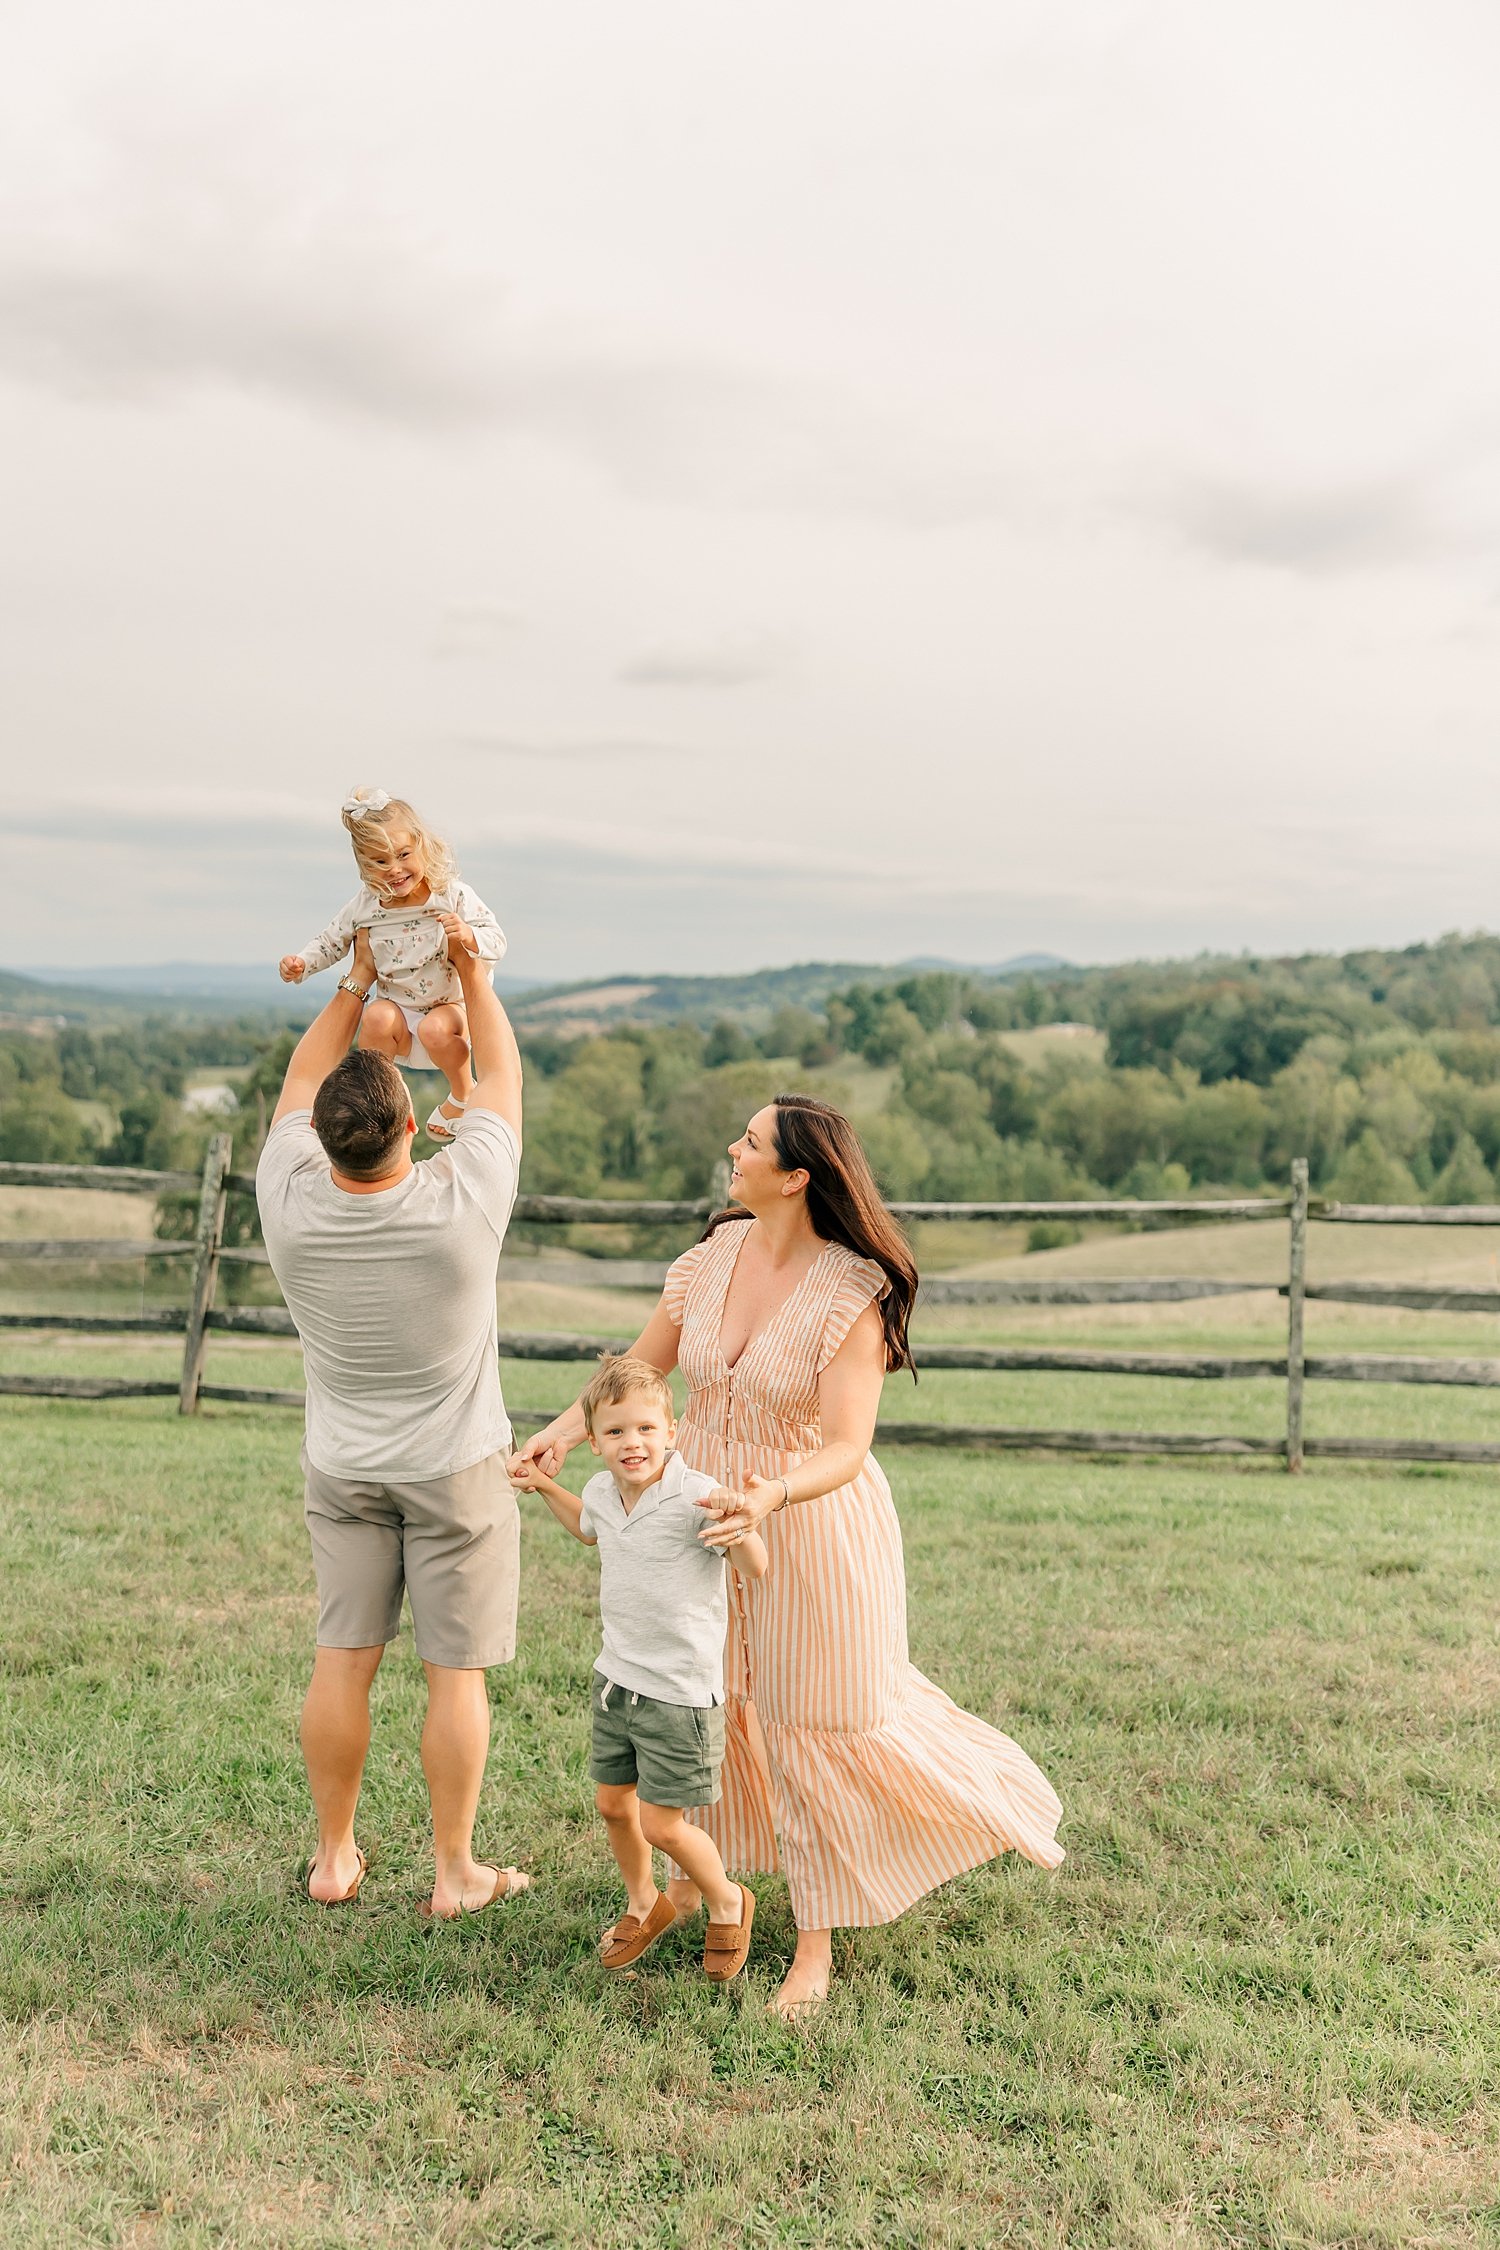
[703,1885,756,1983]
[600,1891,678,1970]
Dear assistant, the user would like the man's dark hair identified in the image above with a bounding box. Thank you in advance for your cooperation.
[311,1051,412,1179]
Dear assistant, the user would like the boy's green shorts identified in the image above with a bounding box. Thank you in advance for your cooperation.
[589,1673,725,1809]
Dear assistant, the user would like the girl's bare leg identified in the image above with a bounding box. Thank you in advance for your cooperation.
[357,999,413,1061]
[417,1003,474,1122]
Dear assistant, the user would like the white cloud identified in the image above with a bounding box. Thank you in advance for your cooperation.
[429,602,527,659]
[4,2,1500,980]
[618,631,789,688]
[0,116,1024,525]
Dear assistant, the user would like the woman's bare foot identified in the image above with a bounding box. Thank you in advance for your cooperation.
[773,1933,832,2023]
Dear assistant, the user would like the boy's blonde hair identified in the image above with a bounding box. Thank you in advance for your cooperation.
[580,1355,676,1435]
[342,786,457,900]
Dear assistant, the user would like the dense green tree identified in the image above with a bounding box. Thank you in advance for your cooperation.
[759,1004,827,1066]
[553,1039,648,1177]
[1106,981,1345,1084]
[1264,1053,1361,1185]
[1430,1130,1494,1205]
[859,1000,927,1066]
[704,1018,758,1068]
[1460,1083,1500,1173]
[891,972,963,1033]
[0,1081,92,1162]
[654,1060,774,1195]
[640,1024,706,1107]
[963,986,1021,1032]
[1432,1030,1500,1085]
[899,1060,992,1139]
[1040,1069,1179,1187]
[520,1087,605,1196]
[1329,1130,1421,1206]
[858,1110,931,1199]
[1169,1080,1268,1187]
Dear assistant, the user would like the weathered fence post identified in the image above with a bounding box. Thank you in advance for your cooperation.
[1285,1157,1309,1472]
[179,1132,232,1416]
[708,1157,733,1211]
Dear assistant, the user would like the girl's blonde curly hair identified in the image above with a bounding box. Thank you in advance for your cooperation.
[341,787,457,900]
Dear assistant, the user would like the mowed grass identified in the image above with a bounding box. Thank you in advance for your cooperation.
[2,1401,1499,2247]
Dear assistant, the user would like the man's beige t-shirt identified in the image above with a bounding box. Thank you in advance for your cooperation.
[256,1108,520,1480]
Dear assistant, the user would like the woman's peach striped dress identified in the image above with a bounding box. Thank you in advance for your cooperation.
[666,1225,1063,1929]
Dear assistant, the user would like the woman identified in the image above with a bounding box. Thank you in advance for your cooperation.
[511,1093,1063,2016]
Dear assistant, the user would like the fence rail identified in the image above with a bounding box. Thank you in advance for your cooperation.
[4,1153,1500,1469]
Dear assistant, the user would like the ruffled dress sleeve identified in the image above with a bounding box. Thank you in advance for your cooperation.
[817,1251,890,1372]
[663,1235,714,1327]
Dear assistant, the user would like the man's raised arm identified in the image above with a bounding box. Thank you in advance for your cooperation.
[271,928,377,1126]
[447,929,523,1141]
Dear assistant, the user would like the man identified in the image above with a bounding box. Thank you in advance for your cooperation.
[256,917,526,1916]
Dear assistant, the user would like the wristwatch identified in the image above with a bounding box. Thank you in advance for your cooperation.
[336,976,371,1002]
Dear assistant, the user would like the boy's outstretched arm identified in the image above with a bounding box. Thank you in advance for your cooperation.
[511,1457,595,1545]
[725,1529,770,1582]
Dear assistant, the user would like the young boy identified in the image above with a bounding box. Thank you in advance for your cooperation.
[510,1355,768,1979]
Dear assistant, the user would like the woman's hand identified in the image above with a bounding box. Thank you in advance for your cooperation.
[279,954,307,984]
[351,927,376,986]
[697,1475,786,1548]
[508,1420,576,1482]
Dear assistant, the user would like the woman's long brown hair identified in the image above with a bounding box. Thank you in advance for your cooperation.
[705,1092,918,1375]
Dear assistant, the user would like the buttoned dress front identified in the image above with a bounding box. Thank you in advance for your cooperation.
[665,1224,1064,1930]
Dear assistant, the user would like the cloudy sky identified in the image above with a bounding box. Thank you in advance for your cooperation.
[4,0,1499,983]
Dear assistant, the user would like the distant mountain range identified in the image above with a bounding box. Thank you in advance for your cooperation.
[17,962,547,1020]
[510,955,1073,1033]
[0,952,1073,1032]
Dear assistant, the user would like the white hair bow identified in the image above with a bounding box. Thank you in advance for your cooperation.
[341,787,393,821]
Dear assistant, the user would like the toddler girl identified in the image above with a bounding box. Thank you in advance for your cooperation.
[279,787,506,1141]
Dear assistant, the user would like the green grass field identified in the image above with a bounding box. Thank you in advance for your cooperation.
[2,1394,1498,2248]
[3,1196,1500,2241]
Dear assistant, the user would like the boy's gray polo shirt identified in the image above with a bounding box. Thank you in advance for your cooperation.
[579,1452,728,1707]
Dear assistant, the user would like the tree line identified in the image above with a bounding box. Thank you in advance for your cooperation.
[516,938,1500,1210]
[6,934,1500,1217]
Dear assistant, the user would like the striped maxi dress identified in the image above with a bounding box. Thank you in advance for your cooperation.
[666,1225,1064,1930]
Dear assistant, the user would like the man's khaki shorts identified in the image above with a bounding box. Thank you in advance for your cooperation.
[303,1452,519,1669]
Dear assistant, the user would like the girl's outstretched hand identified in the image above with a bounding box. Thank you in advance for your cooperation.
[279,955,307,983]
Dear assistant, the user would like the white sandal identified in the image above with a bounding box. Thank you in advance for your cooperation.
[425,1098,468,1142]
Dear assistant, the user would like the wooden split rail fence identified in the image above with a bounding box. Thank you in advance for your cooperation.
[4,1152,1500,1468]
